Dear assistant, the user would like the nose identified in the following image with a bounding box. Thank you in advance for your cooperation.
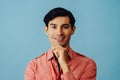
[57,28,63,35]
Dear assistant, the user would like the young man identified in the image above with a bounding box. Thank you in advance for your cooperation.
[24,7,97,80]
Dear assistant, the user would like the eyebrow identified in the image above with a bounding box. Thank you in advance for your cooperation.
[61,24,69,26]
[50,23,69,26]
[50,23,57,26]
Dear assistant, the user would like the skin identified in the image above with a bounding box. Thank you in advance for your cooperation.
[44,16,76,74]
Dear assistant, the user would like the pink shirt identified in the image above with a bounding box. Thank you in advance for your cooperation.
[24,48,96,80]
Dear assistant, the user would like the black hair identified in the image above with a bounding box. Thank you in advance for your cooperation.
[43,7,75,27]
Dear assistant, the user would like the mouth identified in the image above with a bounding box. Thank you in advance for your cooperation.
[54,36,65,42]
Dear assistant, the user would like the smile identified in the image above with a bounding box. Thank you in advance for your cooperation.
[54,37,65,42]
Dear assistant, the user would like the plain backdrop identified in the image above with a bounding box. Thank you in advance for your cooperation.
[0,0,120,80]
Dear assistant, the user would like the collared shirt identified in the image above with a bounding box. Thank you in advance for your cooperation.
[24,48,97,80]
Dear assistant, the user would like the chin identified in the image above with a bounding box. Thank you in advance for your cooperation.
[58,43,67,47]
[52,43,65,47]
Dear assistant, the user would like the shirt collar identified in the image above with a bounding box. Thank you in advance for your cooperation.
[47,49,54,61]
[67,47,74,59]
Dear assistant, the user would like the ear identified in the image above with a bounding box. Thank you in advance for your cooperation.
[44,26,48,35]
[71,26,76,35]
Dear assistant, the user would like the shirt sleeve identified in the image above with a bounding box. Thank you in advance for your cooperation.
[61,58,97,80]
[80,58,97,80]
[24,60,36,80]
[61,70,76,80]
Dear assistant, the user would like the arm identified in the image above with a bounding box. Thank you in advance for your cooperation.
[24,60,36,80]
[52,46,76,80]
[80,59,97,80]
[52,46,97,80]
[61,58,96,80]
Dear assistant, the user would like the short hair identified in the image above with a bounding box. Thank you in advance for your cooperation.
[44,7,76,27]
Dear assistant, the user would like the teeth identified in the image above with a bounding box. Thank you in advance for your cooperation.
[57,38,62,40]
[56,37,64,40]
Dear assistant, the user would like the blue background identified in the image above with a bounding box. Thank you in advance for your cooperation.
[0,0,120,80]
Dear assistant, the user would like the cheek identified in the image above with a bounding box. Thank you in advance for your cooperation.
[47,31,55,37]
[48,34,56,41]
[66,32,72,37]
[49,34,55,38]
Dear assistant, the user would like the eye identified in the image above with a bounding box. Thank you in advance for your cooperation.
[51,25,57,29]
[62,25,69,29]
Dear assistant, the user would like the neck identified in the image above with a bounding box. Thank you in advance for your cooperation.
[51,44,70,49]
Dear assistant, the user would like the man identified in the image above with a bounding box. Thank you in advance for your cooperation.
[24,7,97,80]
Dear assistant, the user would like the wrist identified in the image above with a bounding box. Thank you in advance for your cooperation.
[61,63,70,74]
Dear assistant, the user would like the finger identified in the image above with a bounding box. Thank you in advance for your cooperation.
[52,49,59,58]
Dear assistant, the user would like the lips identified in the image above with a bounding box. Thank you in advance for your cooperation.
[55,37,64,40]
[54,36,65,42]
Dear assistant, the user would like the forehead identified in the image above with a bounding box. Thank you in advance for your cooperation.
[48,16,70,25]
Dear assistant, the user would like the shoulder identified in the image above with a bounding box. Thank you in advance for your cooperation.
[33,52,47,62]
[73,51,96,66]
[28,52,47,66]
